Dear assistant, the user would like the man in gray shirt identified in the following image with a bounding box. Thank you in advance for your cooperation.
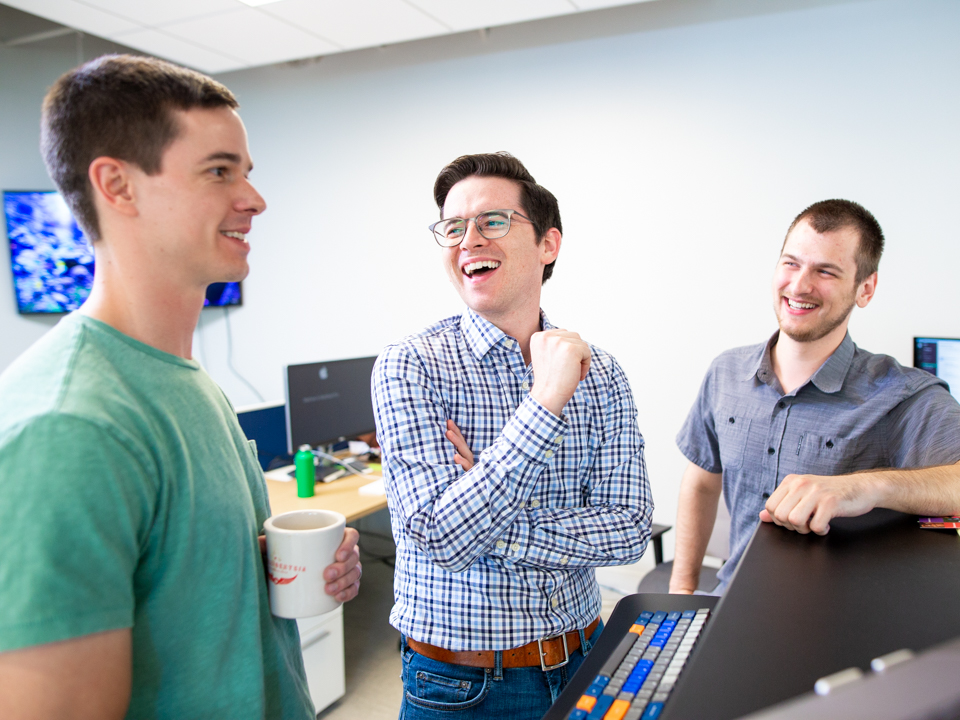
[671,199,960,595]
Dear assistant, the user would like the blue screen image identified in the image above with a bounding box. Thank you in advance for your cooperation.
[5,190,241,314]
[5,191,94,314]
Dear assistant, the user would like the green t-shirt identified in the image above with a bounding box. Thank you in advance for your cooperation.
[0,313,313,720]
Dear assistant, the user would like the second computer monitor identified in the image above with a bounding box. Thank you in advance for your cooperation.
[284,355,378,454]
[914,337,960,400]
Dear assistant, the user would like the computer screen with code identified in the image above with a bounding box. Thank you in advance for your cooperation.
[914,337,960,400]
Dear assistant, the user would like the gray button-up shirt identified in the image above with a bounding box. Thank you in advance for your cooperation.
[677,331,960,592]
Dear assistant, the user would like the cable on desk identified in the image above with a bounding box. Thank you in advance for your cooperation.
[312,449,371,479]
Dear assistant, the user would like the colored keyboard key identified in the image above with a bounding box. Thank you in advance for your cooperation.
[577,695,597,712]
[587,694,615,719]
[604,698,632,720]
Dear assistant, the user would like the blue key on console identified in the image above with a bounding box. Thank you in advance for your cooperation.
[567,710,588,720]
[681,610,696,619]
[666,612,681,621]
[586,694,615,719]
[642,702,665,719]
[650,612,667,624]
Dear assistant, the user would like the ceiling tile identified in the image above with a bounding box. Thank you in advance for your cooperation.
[78,0,243,28]
[572,0,657,10]
[406,0,575,33]
[110,27,245,73]
[1,0,142,36]
[162,8,342,67]
[261,0,449,51]
[4,0,665,72]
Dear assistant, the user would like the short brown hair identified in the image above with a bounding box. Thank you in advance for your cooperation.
[41,54,238,241]
[433,152,561,284]
[785,199,884,284]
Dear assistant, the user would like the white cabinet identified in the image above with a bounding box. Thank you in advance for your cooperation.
[297,606,345,715]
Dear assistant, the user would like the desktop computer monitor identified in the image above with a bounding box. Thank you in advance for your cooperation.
[914,337,960,400]
[284,356,378,454]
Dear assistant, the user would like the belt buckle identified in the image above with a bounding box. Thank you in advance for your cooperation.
[537,633,570,671]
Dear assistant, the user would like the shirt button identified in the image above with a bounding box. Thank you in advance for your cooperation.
[551,597,559,608]
[826,440,834,448]
[767,447,775,455]
[778,401,786,409]
[762,492,770,499]
[553,436,563,444]
[496,541,506,550]
[504,339,513,349]
[510,543,520,552]
[522,381,530,391]
[530,499,540,508]
[545,449,554,459]
[559,557,568,565]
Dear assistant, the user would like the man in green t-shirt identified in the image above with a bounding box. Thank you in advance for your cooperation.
[0,56,361,719]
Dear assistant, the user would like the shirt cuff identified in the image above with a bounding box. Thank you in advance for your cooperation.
[500,395,568,464]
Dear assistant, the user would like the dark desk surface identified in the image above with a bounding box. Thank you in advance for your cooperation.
[662,509,960,720]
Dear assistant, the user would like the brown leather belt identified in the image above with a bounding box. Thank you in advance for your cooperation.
[407,617,600,671]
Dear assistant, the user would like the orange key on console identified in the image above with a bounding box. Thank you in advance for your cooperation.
[604,698,631,720]
[576,695,597,712]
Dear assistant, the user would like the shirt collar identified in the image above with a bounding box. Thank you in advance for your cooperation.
[809,331,855,393]
[747,331,780,384]
[748,330,855,395]
[460,308,554,361]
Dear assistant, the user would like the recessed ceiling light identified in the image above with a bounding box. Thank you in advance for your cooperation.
[236,0,285,6]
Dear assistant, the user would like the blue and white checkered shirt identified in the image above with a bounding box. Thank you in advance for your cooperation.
[373,309,653,651]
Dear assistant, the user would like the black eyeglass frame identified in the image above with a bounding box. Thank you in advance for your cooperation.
[428,209,533,248]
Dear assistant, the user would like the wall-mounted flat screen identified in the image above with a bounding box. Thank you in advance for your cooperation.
[4,190,242,314]
[914,337,960,400]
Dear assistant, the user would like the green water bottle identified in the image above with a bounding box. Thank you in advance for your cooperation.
[295,444,315,498]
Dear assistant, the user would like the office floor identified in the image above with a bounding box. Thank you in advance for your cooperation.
[318,533,403,720]
[316,528,657,720]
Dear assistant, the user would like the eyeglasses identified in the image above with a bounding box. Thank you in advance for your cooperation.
[428,209,532,248]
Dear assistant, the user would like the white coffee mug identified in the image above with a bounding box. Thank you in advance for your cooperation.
[264,509,346,618]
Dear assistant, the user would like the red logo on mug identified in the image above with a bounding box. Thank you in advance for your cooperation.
[269,573,298,585]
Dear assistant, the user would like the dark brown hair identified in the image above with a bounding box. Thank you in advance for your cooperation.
[41,54,238,240]
[785,199,884,283]
[433,152,561,284]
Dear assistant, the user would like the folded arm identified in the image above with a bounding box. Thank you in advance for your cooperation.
[439,356,652,570]
[376,354,563,572]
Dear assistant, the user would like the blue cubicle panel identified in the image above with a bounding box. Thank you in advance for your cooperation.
[236,401,292,471]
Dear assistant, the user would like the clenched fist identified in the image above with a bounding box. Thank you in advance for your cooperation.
[529,329,591,417]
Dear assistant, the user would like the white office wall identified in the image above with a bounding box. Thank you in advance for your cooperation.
[2,0,959,558]
[211,0,960,555]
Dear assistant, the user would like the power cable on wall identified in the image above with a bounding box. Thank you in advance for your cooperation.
[223,306,265,403]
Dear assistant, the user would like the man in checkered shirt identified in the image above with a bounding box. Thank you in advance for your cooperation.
[372,152,653,720]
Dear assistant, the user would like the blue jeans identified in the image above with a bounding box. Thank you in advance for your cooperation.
[399,622,603,720]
